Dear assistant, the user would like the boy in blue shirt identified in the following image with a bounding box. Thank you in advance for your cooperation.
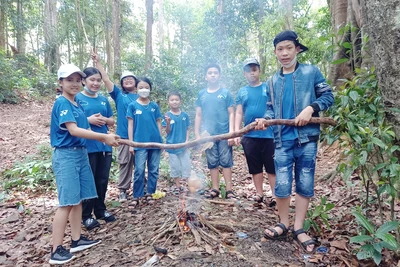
[234,58,276,204]
[164,91,191,193]
[255,31,334,253]
[194,63,236,199]
[92,52,138,202]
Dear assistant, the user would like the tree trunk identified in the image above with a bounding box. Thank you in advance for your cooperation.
[112,0,121,79]
[258,0,266,73]
[158,0,165,50]
[44,0,59,73]
[360,0,400,136]
[0,0,6,51]
[16,0,25,54]
[279,0,293,30]
[104,0,113,75]
[145,0,154,72]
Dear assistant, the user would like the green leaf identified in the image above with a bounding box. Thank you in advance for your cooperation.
[350,235,373,243]
[349,91,359,101]
[325,203,335,212]
[353,211,375,234]
[332,58,348,65]
[359,151,367,165]
[372,249,382,265]
[109,201,122,208]
[376,233,399,250]
[371,137,386,149]
[342,42,352,49]
[373,163,386,172]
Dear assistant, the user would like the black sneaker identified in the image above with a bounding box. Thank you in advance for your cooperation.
[70,235,101,253]
[98,211,116,223]
[49,245,75,265]
[82,217,100,231]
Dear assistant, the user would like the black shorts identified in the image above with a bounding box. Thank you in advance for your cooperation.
[241,136,275,175]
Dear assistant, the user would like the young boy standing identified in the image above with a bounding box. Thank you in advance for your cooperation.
[255,30,334,253]
[234,58,276,204]
[164,91,191,193]
[194,63,236,199]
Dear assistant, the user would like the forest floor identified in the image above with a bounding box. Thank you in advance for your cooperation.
[0,101,399,267]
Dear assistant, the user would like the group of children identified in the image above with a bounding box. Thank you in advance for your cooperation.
[49,30,333,264]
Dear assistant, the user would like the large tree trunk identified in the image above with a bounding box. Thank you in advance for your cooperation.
[360,0,400,136]
[0,0,6,51]
[145,0,154,72]
[279,0,293,30]
[112,0,121,79]
[44,0,59,73]
[16,0,25,54]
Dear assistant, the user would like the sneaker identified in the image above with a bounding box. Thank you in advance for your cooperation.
[119,191,128,202]
[49,245,75,265]
[98,211,116,223]
[70,235,101,253]
[82,217,100,231]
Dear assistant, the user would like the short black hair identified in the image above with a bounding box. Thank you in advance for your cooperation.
[205,63,221,74]
[167,91,181,100]
[136,77,153,91]
[83,67,102,79]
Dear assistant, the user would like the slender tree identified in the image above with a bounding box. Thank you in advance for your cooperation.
[16,0,26,54]
[44,0,59,73]
[112,0,121,78]
[145,0,154,72]
[0,0,6,51]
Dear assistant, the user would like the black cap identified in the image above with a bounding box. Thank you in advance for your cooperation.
[273,30,308,53]
[242,58,260,69]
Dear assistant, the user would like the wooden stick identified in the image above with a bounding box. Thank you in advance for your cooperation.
[119,117,337,149]
[206,199,234,206]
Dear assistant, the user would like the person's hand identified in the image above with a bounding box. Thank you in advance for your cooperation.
[88,113,107,127]
[164,114,171,124]
[254,118,268,130]
[91,50,99,63]
[295,106,314,126]
[228,138,235,146]
[234,137,241,146]
[129,146,135,155]
[104,134,120,146]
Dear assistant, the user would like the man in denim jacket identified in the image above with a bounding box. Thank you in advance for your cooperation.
[255,30,334,253]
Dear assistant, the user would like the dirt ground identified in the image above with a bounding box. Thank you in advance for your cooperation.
[0,101,397,267]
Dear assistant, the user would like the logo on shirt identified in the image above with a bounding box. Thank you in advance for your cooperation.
[135,110,143,115]
[60,110,68,116]
[101,102,106,105]
[78,100,88,106]
[217,94,225,99]
[73,111,79,118]
[151,108,155,112]
[182,117,186,121]
[170,120,175,124]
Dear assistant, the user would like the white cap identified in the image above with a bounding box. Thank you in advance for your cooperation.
[57,64,86,80]
[120,70,136,81]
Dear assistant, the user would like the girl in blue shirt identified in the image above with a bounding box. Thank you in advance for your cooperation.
[49,64,119,265]
[127,77,162,207]
[75,67,116,231]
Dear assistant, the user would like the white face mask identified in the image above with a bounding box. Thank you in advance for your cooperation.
[138,88,150,98]
[280,55,297,69]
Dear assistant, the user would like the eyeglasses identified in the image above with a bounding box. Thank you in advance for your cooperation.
[123,77,135,82]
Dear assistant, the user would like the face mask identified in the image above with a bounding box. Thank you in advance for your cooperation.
[280,55,297,69]
[138,88,150,98]
[84,86,96,95]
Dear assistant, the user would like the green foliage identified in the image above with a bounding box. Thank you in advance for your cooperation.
[350,210,399,265]
[1,143,55,191]
[0,51,56,103]
[304,196,335,234]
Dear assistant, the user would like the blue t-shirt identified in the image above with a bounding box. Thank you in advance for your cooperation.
[195,88,234,135]
[109,84,138,139]
[236,83,273,138]
[50,96,90,148]
[126,101,162,150]
[75,92,113,153]
[281,73,298,140]
[163,111,190,154]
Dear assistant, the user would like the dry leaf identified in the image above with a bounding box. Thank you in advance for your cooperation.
[330,240,348,251]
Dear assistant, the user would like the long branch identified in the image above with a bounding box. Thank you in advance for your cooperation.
[119,117,337,149]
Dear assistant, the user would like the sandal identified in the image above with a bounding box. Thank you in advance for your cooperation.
[204,189,220,199]
[249,193,264,203]
[144,194,155,204]
[292,228,320,253]
[129,198,140,208]
[264,223,288,240]
[225,190,237,199]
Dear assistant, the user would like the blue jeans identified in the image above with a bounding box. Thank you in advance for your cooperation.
[205,140,233,169]
[133,149,161,198]
[274,140,317,198]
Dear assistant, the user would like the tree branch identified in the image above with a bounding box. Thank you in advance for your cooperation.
[118,117,337,149]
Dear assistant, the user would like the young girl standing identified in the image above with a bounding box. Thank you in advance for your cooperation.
[92,52,138,202]
[50,64,119,264]
[75,67,116,231]
[126,77,162,207]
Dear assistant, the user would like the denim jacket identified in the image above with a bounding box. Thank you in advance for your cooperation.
[265,63,334,148]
